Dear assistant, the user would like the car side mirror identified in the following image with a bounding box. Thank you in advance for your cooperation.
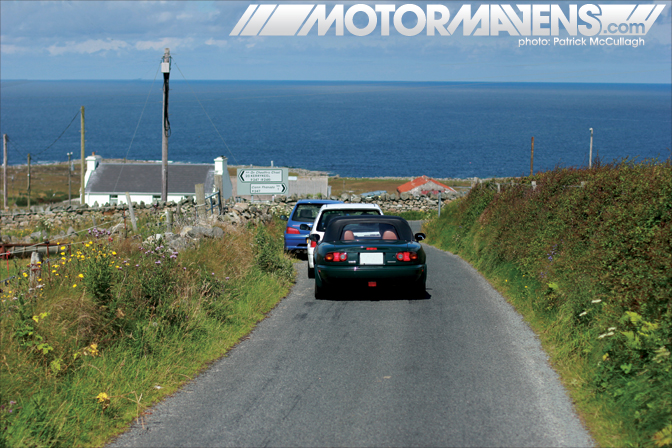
[299,224,311,231]
[279,215,288,221]
[414,233,426,241]
[309,234,321,243]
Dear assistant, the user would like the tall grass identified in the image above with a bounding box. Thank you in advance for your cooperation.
[0,219,293,447]
[424,160,672,447]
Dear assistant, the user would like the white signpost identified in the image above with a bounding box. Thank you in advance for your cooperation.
[237,168,288,196]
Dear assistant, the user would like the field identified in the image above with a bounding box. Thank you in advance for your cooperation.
[2,162,472,211]
[1,162,81,209]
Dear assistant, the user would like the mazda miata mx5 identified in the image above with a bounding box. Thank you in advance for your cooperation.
[310,215,427,299]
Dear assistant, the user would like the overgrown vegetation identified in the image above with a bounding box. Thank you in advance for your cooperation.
[0,218,293,447]
[383,209,437,221]
[424,160,671,447]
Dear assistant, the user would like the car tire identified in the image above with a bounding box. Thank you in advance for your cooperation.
[307,262,315,279]
[314,280,326,300]
[413,279,426,299]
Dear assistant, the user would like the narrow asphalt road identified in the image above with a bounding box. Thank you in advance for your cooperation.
[109,222,593,447]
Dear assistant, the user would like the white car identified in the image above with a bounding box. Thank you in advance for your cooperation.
[302,203,383,278]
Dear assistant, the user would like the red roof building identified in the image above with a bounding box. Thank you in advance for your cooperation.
[397,176,457,196]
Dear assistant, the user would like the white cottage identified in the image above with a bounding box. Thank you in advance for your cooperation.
[84,155,232,207]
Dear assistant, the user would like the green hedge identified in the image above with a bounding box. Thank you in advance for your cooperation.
[424,160,671,447]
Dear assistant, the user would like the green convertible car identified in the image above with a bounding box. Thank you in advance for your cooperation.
[310,215,427,300]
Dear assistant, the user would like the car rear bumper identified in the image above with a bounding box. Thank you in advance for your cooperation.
[284,234,309,251]
[317,264,426,285]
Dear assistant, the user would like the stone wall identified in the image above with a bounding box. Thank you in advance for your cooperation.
[1,189,469,243]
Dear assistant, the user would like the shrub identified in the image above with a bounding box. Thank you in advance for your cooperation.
[424,160,672,447]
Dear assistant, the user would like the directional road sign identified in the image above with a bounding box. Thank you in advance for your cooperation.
[237,168,288,196]
[251,184,287,194]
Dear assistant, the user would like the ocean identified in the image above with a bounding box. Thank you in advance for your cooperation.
[1,80,670,178]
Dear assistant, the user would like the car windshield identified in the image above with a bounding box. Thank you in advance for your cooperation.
[291,204,323,222]
[340,223,400,241]
[317,209,381,231]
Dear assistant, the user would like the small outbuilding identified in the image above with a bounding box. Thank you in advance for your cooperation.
[397,175,457,196]
[84,155,232,207]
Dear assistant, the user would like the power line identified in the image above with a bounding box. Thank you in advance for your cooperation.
[32,110,81,157]
[112,65,161,194]
[173,60,239,165]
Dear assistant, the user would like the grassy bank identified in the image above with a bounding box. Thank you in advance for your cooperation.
[0,218,294,447]
[423,160,671,447]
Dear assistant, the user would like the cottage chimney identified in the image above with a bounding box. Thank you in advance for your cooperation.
[84,154,102,187]
[214,156,227,175]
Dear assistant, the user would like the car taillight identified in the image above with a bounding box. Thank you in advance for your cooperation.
[310,241,317,248]
[325,252,348,262]
[396,251,418,261]
[286,227,300,234]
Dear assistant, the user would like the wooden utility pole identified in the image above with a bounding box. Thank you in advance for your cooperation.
[161,48,171,202]
[67,152,73,207]
[589,128,594,169]
[80,106,85,205]
[3,134,7,210]
[530,136,535,176]
[27,153,31,209]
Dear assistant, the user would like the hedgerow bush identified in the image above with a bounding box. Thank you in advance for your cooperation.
[424,160,672,447]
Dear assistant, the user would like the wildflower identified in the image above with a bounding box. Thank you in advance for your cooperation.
[22,273,28,278]
[78,274,84,278]
[155,261,161,265]
[135,264,139,267]
[602,353,609,361]
[73,284,77,288]
[112,251,117,256]
[96,392,109,403]
[225,277,230,280]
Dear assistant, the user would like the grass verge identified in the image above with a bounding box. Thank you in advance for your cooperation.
[0,219,294,447]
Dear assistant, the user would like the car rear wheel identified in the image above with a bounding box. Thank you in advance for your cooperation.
[413,279,426,299]
[314,280,327,300]
[307,262,315,279]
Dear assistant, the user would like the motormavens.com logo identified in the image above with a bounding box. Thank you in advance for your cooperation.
[230,4,666,37]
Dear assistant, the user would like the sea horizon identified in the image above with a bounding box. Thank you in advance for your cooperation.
[1,80,670,178]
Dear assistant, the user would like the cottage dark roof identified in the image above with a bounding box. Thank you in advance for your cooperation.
[397,175,457,194]
[85,163,214,194]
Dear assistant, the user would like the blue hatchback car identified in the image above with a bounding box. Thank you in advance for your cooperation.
[282,199,342,253]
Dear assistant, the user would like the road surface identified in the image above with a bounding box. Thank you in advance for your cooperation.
[110,222,593,447]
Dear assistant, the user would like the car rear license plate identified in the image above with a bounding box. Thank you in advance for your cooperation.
[360,252,383,265]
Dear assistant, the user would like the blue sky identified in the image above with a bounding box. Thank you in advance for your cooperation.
[1,1,670,83]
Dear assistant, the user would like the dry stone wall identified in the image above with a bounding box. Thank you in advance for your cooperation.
[1,190,469,244]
